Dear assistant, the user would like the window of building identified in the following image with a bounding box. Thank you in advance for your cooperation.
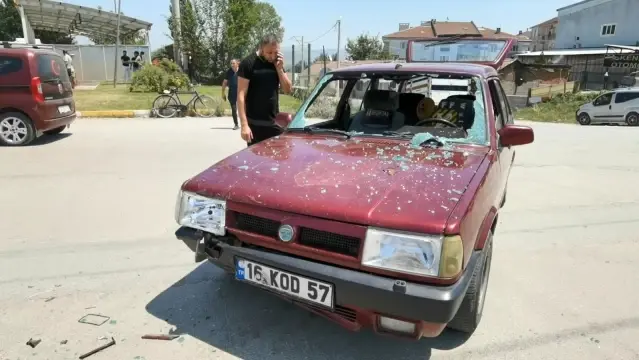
[601,24,616,36]
[400,42,406,49]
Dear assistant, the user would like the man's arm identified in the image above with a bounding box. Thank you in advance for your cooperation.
[277,69,292,94]
[221,78,228,99]
[237,77,250,128]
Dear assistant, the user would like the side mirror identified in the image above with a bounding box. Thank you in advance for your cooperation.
[274,112,293,128]
[498,125,534,147]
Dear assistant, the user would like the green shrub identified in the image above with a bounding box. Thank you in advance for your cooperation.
[129,62,190,93]
[306,95,339,118]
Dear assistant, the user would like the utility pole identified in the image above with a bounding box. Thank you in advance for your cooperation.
[336,18,341,96]
[112,0,121,88]
[171,0,182,68]
[290,36,305,85]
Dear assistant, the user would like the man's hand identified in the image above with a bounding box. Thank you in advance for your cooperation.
[276,52,285,71]
[241,125,253,143]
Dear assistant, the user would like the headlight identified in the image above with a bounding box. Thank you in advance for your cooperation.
[174,190,226,235]
[361,228,463,278]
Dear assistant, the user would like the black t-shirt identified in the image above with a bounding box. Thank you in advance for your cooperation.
[121,55,130,66]
[237,53,279,125]
[225,68,238,102]
[132,56,141,69]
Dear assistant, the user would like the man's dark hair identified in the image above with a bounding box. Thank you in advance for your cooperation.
[123,50,127,53]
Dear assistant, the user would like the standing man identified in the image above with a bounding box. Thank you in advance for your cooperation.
[237,34,292,146]
[121,50,131,82]
[131,51,142,73]
[222,59,240,130]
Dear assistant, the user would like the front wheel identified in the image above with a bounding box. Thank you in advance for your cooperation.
[577,112,591,125]
[193,95,217,117]
[152,95,179,118]
[626,112,639,126]
[447,233,493,334]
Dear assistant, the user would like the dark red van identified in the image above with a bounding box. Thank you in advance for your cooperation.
[0,46,76,146]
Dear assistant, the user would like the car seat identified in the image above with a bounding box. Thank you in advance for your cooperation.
[348,90,405,133]
[398,93,425,125]
[430,95,476,130]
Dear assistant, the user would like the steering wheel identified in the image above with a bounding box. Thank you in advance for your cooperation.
[415,117,461,128]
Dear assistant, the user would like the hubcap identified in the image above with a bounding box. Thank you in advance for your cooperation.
[476,250,492,323]
[629,115,638,125]
[0,117,28,144]
[579,114,589,124]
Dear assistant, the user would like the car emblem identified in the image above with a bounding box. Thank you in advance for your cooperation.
[58,84,63,94]
[277,224,295,242]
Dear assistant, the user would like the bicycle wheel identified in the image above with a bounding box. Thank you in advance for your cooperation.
[152,95,179,118]
[192,95,217,117]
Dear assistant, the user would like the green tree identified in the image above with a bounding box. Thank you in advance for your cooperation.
[168,0,208,78]
[224,0,260,59]
[0,0,75,44]
[250,2,284,46]
[151,44,174,61]
[346,34,392,60]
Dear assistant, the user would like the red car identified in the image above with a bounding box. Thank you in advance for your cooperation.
[0,46,76,146]
[174,38,534,340]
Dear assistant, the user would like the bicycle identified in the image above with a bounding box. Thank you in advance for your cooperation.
[151,85,217,118]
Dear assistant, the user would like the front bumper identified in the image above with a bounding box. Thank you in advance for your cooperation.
[176,226,481,331]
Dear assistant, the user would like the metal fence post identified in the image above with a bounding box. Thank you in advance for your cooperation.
[102,46,108,80]
[78,46,84,83]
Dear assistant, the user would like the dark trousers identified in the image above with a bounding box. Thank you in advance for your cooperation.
[247,123,283,147]
[229,101,238,126]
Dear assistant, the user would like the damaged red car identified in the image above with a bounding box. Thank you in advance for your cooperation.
[174,38,534,340]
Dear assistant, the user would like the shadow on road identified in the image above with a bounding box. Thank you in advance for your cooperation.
[30,133,73,146]
[210,127,237,130]
[146,263,470,360]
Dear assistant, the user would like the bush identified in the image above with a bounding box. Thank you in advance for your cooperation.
[306,95,340,118]
[514,91,602,123]
[129,60,190,93]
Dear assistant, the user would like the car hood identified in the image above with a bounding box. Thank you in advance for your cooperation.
[183,134,488,234]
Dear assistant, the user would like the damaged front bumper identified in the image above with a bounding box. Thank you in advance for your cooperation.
[175,226,482,339]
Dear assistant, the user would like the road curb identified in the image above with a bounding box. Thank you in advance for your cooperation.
[77,109,236,118]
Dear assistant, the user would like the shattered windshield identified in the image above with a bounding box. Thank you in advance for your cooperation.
[289,72,488,146]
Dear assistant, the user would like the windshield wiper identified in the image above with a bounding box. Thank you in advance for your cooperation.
[300,126,353,139]
[382,130,413,137]
[421,35,475,48]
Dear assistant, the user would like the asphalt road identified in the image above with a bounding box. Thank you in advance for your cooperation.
[1,118,638,360]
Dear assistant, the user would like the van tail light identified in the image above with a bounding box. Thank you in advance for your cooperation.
[30,77,44,103]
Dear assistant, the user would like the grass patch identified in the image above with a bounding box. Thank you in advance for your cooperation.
[515,92,602,123]
[73,84,302,113]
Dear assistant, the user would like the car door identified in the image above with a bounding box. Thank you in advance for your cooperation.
[612,91,639,123]
[590,92,613,121]
[488,78,513,193]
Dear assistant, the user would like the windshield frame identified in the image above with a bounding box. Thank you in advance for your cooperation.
[289,71,491,146]
[406,38,515,68]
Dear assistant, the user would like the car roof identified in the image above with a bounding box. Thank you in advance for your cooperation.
[613,87,639,92]
[330,62,499,78]
[0,47,60,57]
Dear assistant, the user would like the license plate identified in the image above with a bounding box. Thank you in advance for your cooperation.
[235,258,334,309]
[58,105,71,114]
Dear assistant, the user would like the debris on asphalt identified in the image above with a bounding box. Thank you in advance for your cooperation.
[60,340,68,345]
[78,314,110,326]
[45,296,56,302]
[141,334,180,341]
[85,306,96,310]
[78,337,116,359]
[26,338,41,348]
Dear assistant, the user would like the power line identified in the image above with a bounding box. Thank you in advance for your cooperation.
[307,21,338,44]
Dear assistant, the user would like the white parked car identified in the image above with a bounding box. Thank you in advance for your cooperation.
[576,88,639,126]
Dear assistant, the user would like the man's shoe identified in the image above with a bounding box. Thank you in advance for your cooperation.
[233,125,239,130]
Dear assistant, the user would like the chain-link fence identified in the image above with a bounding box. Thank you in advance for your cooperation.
[47,44,151,85]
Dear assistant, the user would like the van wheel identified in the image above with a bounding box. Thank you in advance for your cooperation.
[0,112,36,146]
[626,112,639,126]
[43,126,66,135]
[577,113,591,125]
[447,233,493,334]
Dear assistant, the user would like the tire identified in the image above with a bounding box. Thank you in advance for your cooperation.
[625,112,639,126]
[152,95,179,118]
[447,233,493,334]
[0,112,36,146]
[577,112,591,125]
[193,95,217,117]
[43,125,66,135]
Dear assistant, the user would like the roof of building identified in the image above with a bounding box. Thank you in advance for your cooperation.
[557,0,601,12]
[383,21,522,40]
[531,17,559,29]
[14,0,152,38]
[517,46,639,57]
[330,62,499,78]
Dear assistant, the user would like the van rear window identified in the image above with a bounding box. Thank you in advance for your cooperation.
[37,54,70,82]
[0,56,23,75]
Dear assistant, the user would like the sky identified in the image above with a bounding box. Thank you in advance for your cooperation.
[64,0,581,52]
